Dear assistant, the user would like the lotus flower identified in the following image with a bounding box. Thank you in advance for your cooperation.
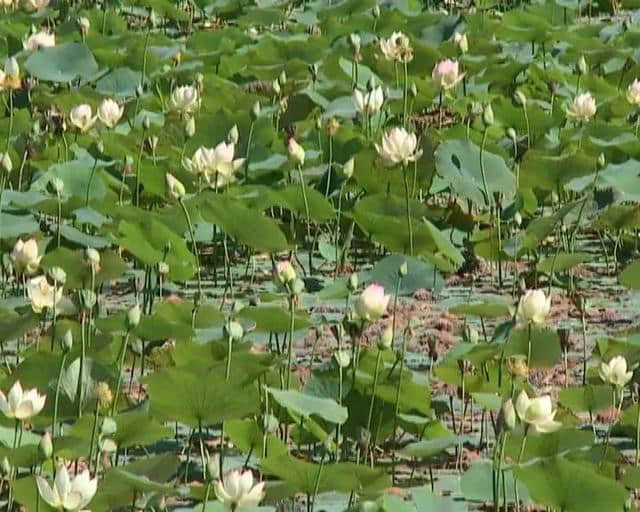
[432,59,464,91]
[184,141,244,189]
[171,85,199,113]
[353,87,384,115]
[27,275,62,313]
[516,289,551,326]
[288,138,305,166]
[600,355,633,388]
[375,127,422,167]
[23,31,55,52]
[379,32,413,63]
[214,469,265,509]
[567,92,596,122]
[0,380,46,420]
[69,104,96,132]
[628,79,640,106]
[97,98,124,128]
[276,260,296,285]
[515,390,561,433]
[11,238,41,275]
[354,283,390,322]
[36,465,97,511]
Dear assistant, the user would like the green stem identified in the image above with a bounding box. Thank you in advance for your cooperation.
[225,335,233,381]
[297,164,311,242]
[286,295,295,390]
[85,156,99,207]
[365,349,383,435]
[402,166,413,256]
[75,314,87,418]
[479,128,491,209]
[402,60,409,127]
[51,353,67,462]
[111,332,131,416]
[179,198,203,301]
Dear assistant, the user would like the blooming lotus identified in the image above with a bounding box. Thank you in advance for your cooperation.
[354,284,390,322]
[25,0,49,9]
[36,465,97,511]
[69,104,96,132]
[353,87,384,115]
[11,238,41,275]
[215,469,265,509]
[27,275,62,313]
[171,85,199,113]
[515,390,561,433]
[184,141,244,189]
[379,32,413,63]
[600,355,633,388]
[516,289,551,326]
[567,92,596,122]
[431,59,463,91]
[288,138,305,166]
[97,98,124,128]
[0,380,46,420]
[628,79,640,106]
[375,127,422,167]
[23,31,55,52]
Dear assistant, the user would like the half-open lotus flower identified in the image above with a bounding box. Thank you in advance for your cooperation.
[515,390,562,434]
[214,469,265,509]
[516,289,551,326]
[628,79,640,106]
[69,104,96,132]
[431,59,463,91]
[375,127,422,167]
[23,31,55,52]
[36,465,97,511]
[184,141,244,189]
[567,92,596,122]
[599,355,633,388]
[171,85,199,113]
[353,87,384,115]
[354,283,390,322]
[97,98,124,128]
[11,238,41,275]
[27,275,62,313]
[379,31,413,63]
[0,380,46,420]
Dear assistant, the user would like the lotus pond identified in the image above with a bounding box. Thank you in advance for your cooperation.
[4,0,640,511]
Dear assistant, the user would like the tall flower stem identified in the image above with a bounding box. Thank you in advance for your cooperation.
[297,164,311,242]
[134,126,146,207]
[75,313,87,418]
[225,332,233,380]
[285,293,295,390]
[51,352,67,464]
[402,60,409,127]
[365,348,383,436]
[244,121,254,181]
[111,331,131,416]
[402,165,413,256]
[391,328,409,484]
[179,198,202,305]
[526,323,532,380]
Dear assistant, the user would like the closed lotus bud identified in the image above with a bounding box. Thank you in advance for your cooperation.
[288,138,305,166]
[577,55,587,75]
[482,103,494,126]
[342,158,354,179]
[377,324,393,350]
[158,261,169,275]
[1,457,11,476]
[349,33,361,54]
[291,278,305,295]
[223,320,244,341]
[61,329,73,352]
[453,31,468,54]
[410,82,418,98]
[355,283,390,322]
[347,272,359,292]
[4,57,19,79]
[126,304,141,330]
[79,289,97,311]
[514,90,527,106]
[95,381,113,409]
[165,173,186,200]
[251,101,261,121]
[136,84,144,98]
[278,70,287,86]
[0,152,12,174]
[142,115,151,130]
[372,4,380,17]
[276,260,296,285]
[263,413,279,434]
[184,116,196,138]
[49,266,66,285]
[39,431,53,459]
[398,261,408,277]
[334,350,351,368]
[507,127,517,142]
[272,79,281,95]
[101,417,117,436]
[514,211,522,226]
[500,398,517,431]
[205,454,220,482]
[86,247,100,271]
[597,153,606,169]
[77,17,90,37]
[227,124,239,145]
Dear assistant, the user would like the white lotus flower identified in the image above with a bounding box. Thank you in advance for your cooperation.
[11,238,41,275]
[69,104,96,132]
[431,59,464,91]
[516,289,551,326]
[353,87,384,115]
[375,127,422,167]
[0,380,46,420]
[97,98,124,128]
[628,79,640,106]
[165,173,186,200]
[36,465,97,511]
[288,138,305,166]
[184,141,244,189]
[354,283,390,322]
[567,92,596,122]
[600,355,633,388]
[453,32,468,54]
[214,469,265,509]
[2,57,20,90]
[379,31,413,63]
[23,31,55,52]
[171,85,199,113]
[25,0,49,10]
[515,390,561,433]
[27,275,62,313]
[276,260,296,285]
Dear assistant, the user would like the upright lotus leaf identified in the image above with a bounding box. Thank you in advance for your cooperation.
[41,248,126,290]
[519,150,594,191]
[559,385,614,414]
[434,139,515,207]
[447,295,512,318]
[238,306,311,333]
[267,387,348,424]
[514,458,628,512]
[567,160,640,203]
[0,308,40,343]
[95,67,142,98]
[462,461,529,504]
[399,435,462,458]
[520,201,579,251]
[536,252,592,274]
[367,253,445,294]
[25,42,99,82]
[503,326,561,368]
[145,365,260,427]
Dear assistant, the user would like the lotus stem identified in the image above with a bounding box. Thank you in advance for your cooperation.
[111,331,131,416]
[402,165,414,256]
[179,198,203,304]
[285,293,295,390]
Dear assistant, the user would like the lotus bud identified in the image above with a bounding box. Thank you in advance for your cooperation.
[577,55,587,75]
[263,413,279,433]
[272,79,281,95]
[136,84,144,98]
[101,417,117,436]
[347,272,359,292]
[597,153,606,169]
[514,211,522,226]
[96,381,113,409]
[410,82,418,98]
[126,304,141,330]
[398,260,408,277]
[157,261,169,275]
[39,432,53,459]
[142,115,151,131]
[342,157,354,179]
[482,103,494,126]
[500,398,517,431]
[227,124,239,145]
[278,70,287,86]
[85,247,101,271]
[205,454,220,482]
[165,173,186,200]
[333,350,351,368]
[77,16,90,37]
[1,457,11,476]
[514,90,527,106]
[372,4,380,17]
[377,324,393,350]
[349,33,361,54]
[48,266,66,285]
[0,152,12,174]
[251,101,261,121]
[453,31,468,54]
[276,260,296,285]
[291,278,305,295]
[4,57,19,79]
[355,283,390,322]
[223,320,244,341]
[184,116,196,138]
[61,329,73,352]
[287,138,305,165]
[507,127,517,142]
